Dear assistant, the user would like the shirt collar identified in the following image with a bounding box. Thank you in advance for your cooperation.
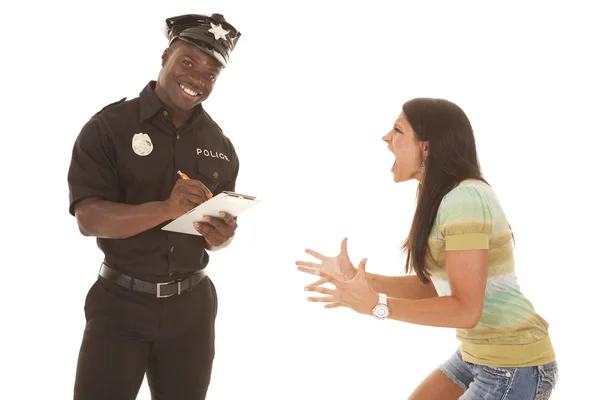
[139,80,205,123]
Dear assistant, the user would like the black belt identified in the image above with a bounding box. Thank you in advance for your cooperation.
[98,263,207,298]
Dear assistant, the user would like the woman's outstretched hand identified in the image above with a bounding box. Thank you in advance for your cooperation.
[296,238,378,315]
[303,258,378,315]
[295,237,357,288]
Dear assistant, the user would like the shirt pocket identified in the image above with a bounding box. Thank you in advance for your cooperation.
[196,156,233,194]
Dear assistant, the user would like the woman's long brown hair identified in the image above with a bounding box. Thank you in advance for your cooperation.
[400,98,487,283]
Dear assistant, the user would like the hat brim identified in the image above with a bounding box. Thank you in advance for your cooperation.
[174,36,228,68]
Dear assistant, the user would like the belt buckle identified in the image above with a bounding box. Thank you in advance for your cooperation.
[156,280,177,298]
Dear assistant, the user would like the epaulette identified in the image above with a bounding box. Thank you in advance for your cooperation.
[93,97,127,116]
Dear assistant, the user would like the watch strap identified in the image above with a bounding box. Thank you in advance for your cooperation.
[378,292,387,305]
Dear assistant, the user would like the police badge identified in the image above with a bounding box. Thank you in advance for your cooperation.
[132,132,153,156]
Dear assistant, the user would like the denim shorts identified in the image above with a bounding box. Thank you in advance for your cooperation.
[438,347,559,399]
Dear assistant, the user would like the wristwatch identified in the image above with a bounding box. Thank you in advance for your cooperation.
[372,293,390,320]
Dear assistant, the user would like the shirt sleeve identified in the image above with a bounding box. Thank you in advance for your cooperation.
[438,185,494,251]
[67,116,120,216]
[216,143,239,193]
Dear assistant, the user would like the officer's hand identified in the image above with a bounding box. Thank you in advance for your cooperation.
[193,212,237,247]
[166,179,213,219]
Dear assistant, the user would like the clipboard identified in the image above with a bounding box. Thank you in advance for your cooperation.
[161,191,261,236]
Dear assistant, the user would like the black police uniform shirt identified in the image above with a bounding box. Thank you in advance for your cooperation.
[67,81,239,281]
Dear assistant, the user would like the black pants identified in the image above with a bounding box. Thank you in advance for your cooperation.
[73,274,218,400]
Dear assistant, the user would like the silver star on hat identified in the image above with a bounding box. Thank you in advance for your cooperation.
[208,23,230,41]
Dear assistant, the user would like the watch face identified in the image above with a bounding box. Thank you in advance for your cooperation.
[373,305,389,319]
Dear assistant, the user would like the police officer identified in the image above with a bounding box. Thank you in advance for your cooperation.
[67,14,242,400]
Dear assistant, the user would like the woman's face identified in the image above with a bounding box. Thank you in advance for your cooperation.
[382,112,428,183]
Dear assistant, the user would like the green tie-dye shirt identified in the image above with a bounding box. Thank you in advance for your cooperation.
[427,179,555,367]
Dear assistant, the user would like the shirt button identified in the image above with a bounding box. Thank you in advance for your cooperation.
[170,246,175,252]
[162,110,169,117]
[505,372,511,377]
[213,171,219,179]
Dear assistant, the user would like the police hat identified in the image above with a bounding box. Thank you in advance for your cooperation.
[164,14,241,68]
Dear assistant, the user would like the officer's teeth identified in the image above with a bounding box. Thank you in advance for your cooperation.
[179,84,198,96]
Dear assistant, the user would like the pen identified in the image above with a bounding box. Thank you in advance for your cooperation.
[177,170,212,199]
[177,170,190,180]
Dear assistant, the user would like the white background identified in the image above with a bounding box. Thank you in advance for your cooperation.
[2,1,598,399]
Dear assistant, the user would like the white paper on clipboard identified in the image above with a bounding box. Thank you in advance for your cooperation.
[161,191,261,236]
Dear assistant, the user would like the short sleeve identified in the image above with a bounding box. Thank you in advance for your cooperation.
[67,117,120,216]
[438,185,494,251]
[216,142,239,193]
[226,154,239,192]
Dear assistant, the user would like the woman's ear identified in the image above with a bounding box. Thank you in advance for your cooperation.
[421,140,430,157]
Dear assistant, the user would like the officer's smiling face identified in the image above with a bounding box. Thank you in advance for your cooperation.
[157,40,223,111]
